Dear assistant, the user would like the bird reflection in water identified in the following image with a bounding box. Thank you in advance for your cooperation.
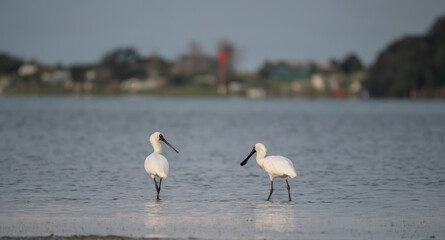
[143,200,168,231]
[254,202,296,232]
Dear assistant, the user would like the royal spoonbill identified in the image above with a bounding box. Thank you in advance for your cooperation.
[240,143,297,201]
[145,132,179,200]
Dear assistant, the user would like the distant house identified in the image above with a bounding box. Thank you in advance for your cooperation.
[70,64,98,83]
[348,72,366,95]
[228,81,245,94]
[120,77,167,93]
[176,54,217,77]
[313,61,334,73]
[172,41,218,78]
[193,74,217,86]
[290,79,312,94]
[309,73,343,92]
[310,74,326,91]
[41,68,71,86]
[246,87,267,98]
[18,64,38,77]
[269,61,311,80]
[137,55,169,79]
[0,76,11,93]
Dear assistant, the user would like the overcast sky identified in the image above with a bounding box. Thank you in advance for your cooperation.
[1,0,445,71]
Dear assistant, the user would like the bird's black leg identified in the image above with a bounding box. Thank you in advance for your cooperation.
[286,179,292,201]
[159,178,162,193]
[153,177,160,200]
[153,177,159,191]
[267,180,274,201]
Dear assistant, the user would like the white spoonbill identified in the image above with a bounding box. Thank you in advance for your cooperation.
[145,132,179,200]
[240,143,297,201]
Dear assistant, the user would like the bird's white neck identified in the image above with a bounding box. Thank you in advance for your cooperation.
[256,149,267,169]
[150,138,162,154]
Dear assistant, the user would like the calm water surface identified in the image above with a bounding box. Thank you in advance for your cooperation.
[0,96,444,239]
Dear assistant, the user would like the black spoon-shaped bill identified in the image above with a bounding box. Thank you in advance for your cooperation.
[240,147,256,166]
[160,136,179,154]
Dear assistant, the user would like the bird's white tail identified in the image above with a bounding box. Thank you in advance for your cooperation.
[288,170,297,178]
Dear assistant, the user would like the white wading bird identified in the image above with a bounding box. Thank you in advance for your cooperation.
[145,132,179,200]
[240,143,297,201]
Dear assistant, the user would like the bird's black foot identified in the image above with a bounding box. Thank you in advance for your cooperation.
[267,180,274,201]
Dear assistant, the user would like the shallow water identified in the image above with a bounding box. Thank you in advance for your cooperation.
[0,96,444,239]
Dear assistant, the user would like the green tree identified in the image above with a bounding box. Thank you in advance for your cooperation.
[341,54,363,74]
[0,53,23,75]
[100,47,141,81]
[429,14,445,86]
[366,14,445,97]
[258,60,272,79]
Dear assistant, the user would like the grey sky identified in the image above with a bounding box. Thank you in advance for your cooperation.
[1,0,445,71]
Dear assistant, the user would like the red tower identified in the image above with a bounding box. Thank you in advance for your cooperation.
[217,51,228,95]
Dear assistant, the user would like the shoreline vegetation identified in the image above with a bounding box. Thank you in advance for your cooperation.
[1,15,445,99]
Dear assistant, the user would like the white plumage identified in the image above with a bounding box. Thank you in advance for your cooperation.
[145,152,169,179]
[262,155,297,180]
[145,131,178,200]
[240,143,297,201]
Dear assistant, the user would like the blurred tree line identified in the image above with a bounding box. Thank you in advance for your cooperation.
[0,54,23,75]
[2,14,445,98]
[366,14,445,98]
